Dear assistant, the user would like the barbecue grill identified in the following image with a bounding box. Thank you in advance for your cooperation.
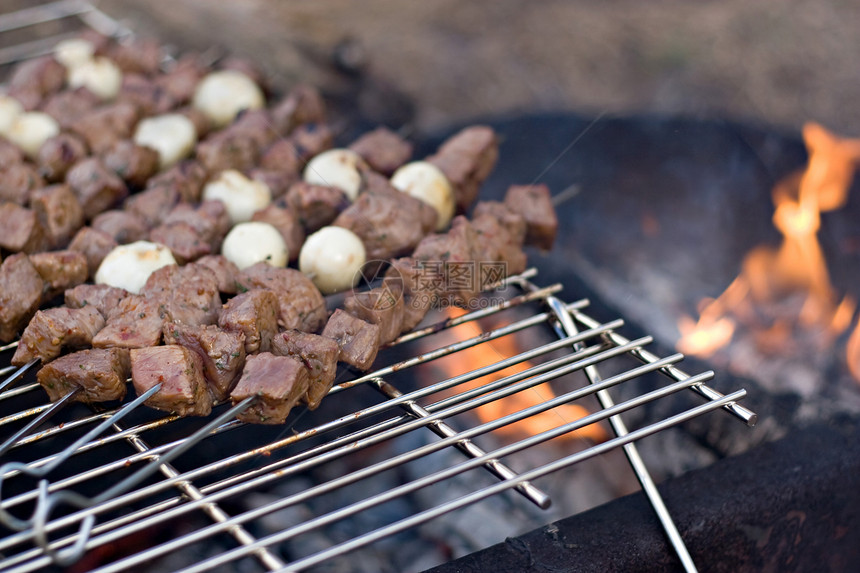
[0,3,756,572]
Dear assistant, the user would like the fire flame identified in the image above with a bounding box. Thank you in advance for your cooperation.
[436,308,608,443]
[677,123,860,378]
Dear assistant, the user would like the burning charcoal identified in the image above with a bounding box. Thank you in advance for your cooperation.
[250,204,305,263]
[0,254,44,342]
[66,158,129,220]
[344,286,405,344]
[283,181,349,233]
[11,306,105,366]
[413,215,481,305]
[124,184,180,228]
[29,250,88,300]
[69,102,141,154]
[102,140,160,187]
[92,294,163,349]
[427,125,498,212]
[117,74,176,116]
[249,168,295,201]
[195,255,240,295]
[36,133,90,183]
[108,37,162,76]
[141,263,221,327]
[322,308,381,371]
[349,127,413,176]
[260,139,302,177]
[0,138,24,169]
[270,85,326,135]
[164,322,245,401]
[230,353,309,424]
[291,124,334,163]
[37,348,130,403]
[68,226,118,279]
[30,184,85,249]
[235,263,328,333]
[146,160,209,204]
[385,257,434,332]
[149,221,211,263]
[65,283,129,318]
[0,203,50,254]
[504,184,557,250]
[40,87,101,129]
[271,329,339,409]
[472,200,527,245]
[0,163,44,205]
[196,132,259,174]
[218,289,279,354]
[471,214,527,277]
[131,345,213,417]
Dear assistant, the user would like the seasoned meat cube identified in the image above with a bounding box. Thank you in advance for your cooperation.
[235,263,327,333]
[291,124,334,163]
[91,210,150,244]
[260,139,302,176]
[197,200,231,244]
[36,133,89,183]
[322,309,381,370]
[385,257,434,332]
[250,204,305,262]
[349,128,413,175]
[68,227,117,279]
[156,55,205,105]
[178,106,211,139]
[124,185,180,228]
[471,214,527,277]
[92,295,163,349]
[284,182,349,232]
[249,168,294,201]
[270,85,326,135]
[0,254,43,342]
[37,348,130,403]
[131,345,213,417]
[472,200,527,246]
[427,126,498,212]
[161,201,228,252]
[40,88,100,129]
[230,353,309,424]
[66,158,129,219]
[69,102,141,154]
[149,222,211,263]
[145,159,208,203]
[117,73,176,115]
[195,255,240,295]
[12,306,105,366]
[344,285,405,345]
[218,289,279,354]
[108,37,162,76]
[102,140,160,187]
[271,330,338,409]
[413,216,480,305]
[65,283,129,318]
[195,132,259,174]
[503,184,558,250]
[164,322,245,401]
[0,163,43,205]
[30,185,85,248]
[141,263,220,326]
[8,56,65,102]
[227,109,277,149]
[29,250,88,299]
[0,203,50,254]
[0,137,24,169]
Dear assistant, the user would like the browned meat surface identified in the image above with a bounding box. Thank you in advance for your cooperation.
[117,74,176,116]
[37,348,130,403]
[30,185,85,249]
[131,345,213,416]
[92,294,163,349]
[36,133,89,183]
[29,250,88,299]
[40,88,101,129]
[12,306,105,366]
[503,184,557,250]
[164,322,245,401]
[385,257,434,332]
[65,283,129,318]
[235,263,327,332]
[0,163,44,205]
[227,109,277,149]
[349,128,413,175]
[196,132,259,174]
[69,102,140,154]
[250,204,305,262]
[218,289,279,354]
[108,37,162,76]
[66,158,129,220]
[230,352,309,424]
[68,227,118,279]
[7,56,65,106]
[471,200,527,246]
[271,330,339,409]
[178,106,211,139]
[123,185,180,228]
[427,125,498,212]
[141,263,220,327]
[283,182,349,232]
[260,139,302,176]
[160,201,229,253]
[0,203,50,254]
[249,168,294,201]
[0,138,24,169]
[91,210,150,244]
[344,286,405,344]
[149,221,211,263]
[270,85,326,135]
[156,55,205,105]
[195,255,240,295]
[471,214,527,277]
[102,140,160,187]
[321,308,381,370]
[0,254,44,342]
[413,216,481,305]
[196,200,231,245]
[291,124,334,164]
[146,160,209,203]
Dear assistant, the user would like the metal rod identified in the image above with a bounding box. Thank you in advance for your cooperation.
[0,389,79,459]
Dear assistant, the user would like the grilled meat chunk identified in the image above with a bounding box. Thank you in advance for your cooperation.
[218,289,279,354]
[196,132,259,174]
[164,322,246,401]
[249,168,294,201]
[270,85,326,135]
[12,306,105,366]
[29,250,88,299]
[271,330,338,410]
[159,201,230,253]
[65,283,129,318]
[291,124,334,163]
[0,254,44,342]
[30,185,85,249]
[412,215,481,305]
[149,221,211,263]
[102,140,160,187]
[155,54,206,105]
[141,263,220,327]
[250,204,305,262]
[260,139,302,176]
[0,163,44,205]
[230,352,309,424]
[131,345,213,417]
[284,182,349,233]
[37,348,130,403]
[385,257,434,332]
[117,73,176,116]
[7,56,65,107]
[471,200,527,246]
[91,210,150,244]
[0,138,24,169]
[0,203,50,254]
[349,127,413,176]
[123,184,180,228]
[195,255,240,295]
[322,309,381,371]
[344,286,405,345]
[235,263,327,333]
[145,159,208,203]
[69,102,140,154]
[36,133,89,183]
[470,214,527,277]
[427,125,498,212]
[68,227,118,280]
[503,184,557,250]
[92,294,163,349]
[66,158,129,220]
[40,88,101,129]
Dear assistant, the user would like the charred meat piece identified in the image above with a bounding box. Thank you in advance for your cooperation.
[427,125,498,212]
[0,163,44,205]
[471,200,527,246]
[271,330,338,410]
[227,109,277,150]
[195,255,240,295]
[413,216,481,305]
[141,263,220,327]
[471,214,527,277]
[0,254,44,342]
[235,263,327,333]
[124,184,180,228]
[196,132,259,174]
[503,184,557,250]
[160,201,229,253]
[66,158,129,220]
[91,210,150,244]
[40,88,101,129]
[385,257,434,332]
[291,124,334,163]
[102,140,160,187]
[178,106,211,139]
[108,37,162,76]
[65,283,129,318]
[344,286,405,345]
[218,289,279,354]
[322,309,381,371]
[30,185,85,249]
[283,182,349,232]
[118,73,176,116]
[270,85,326,136]
[249,168,294,201]
[260,139,302,177]
[146,160,208,203]
[8,56,65,104]
[69,102,141,155]
[164,322,245,401]
[37,348,130,403]
[156,54,206,105]
[149,221,211,263]
[0,203,50,254]
[250,204,305,262]
[131,345,213,417]
[230,352,309,424]
[68,227,118,280]
[36,133,89,183]
[0,137,24,169]
[29,250,88,300]
[12,306,105,366]
[92,294,163,349]
[349,128,413,176]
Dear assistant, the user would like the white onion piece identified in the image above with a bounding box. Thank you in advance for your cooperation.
[299,226,366,294]
[202,170,271,224]
[222,222,288,270]
[0,95,24,137]
[134,114,197,168]
[95,241,177,294]
[67,57,122,100]
[391,161,454,231]
[192,70,265,128]
[303,148,364,201]
[54,38,95,69]
[6,112,59,159]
